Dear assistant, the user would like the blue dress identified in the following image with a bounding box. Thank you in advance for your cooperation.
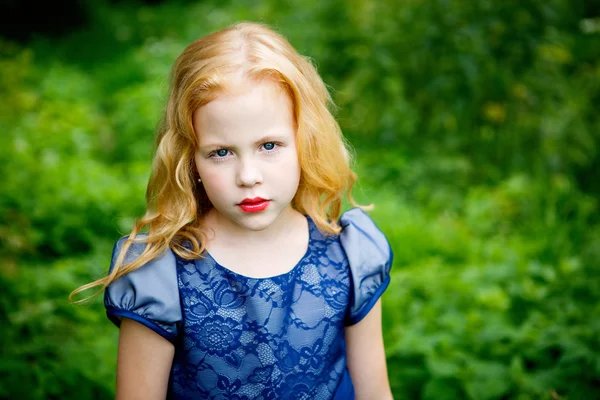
[104,208,393,400]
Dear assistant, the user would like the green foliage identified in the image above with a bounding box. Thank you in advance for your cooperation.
[368,178,599,399]
[1,0,598,398]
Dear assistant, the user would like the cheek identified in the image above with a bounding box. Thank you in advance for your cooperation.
[287,147,301,179]
[196,162,231,201]
[272,153,301,187]
[202,175,228,198]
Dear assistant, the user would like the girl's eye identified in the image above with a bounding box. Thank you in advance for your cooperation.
[262,142,278,151]
[208,148,231,162]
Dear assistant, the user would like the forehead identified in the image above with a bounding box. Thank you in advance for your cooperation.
[193,80,295,144]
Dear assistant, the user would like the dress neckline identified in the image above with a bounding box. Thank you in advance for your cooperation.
[202,215,314,281]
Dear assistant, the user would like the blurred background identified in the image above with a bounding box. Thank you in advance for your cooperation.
[1,0,599,398]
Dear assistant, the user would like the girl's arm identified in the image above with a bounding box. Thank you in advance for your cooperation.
[345,299,394,400]
[115,318,175,400]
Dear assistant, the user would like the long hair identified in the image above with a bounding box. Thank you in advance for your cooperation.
[70,21,359,303]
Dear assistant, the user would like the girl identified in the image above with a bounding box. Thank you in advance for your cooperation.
[72,22,393,400]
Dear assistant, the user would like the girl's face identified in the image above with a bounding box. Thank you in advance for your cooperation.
[193,80,301,232]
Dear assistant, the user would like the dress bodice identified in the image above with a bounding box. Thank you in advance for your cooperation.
[104,208,392,400]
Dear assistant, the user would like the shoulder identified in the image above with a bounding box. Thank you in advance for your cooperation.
[339,208,392,266]
[109,235,177,274]
[338,208,393,325]
[104,235,181,343]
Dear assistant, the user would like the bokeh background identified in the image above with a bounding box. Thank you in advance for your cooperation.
[1,0,599,398]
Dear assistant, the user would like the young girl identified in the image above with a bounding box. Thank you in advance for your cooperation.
[72,22,393,400]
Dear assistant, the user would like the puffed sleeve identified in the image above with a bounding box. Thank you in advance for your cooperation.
[339,208,393,326]
[103,237,182,343]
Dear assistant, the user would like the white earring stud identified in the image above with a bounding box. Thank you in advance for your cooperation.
[197,178,202,183]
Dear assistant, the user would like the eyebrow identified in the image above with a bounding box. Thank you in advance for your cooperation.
[198,134,290,150]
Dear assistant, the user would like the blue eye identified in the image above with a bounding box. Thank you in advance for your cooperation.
[263,142,276,151]
[216,149,229,157]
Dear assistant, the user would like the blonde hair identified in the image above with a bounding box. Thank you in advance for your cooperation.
[70,21,360,303]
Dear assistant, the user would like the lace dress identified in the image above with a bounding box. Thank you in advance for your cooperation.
[104,208,393,400]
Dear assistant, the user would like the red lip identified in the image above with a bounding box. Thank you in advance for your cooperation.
[238,197,270,213]
[239,197,268,205]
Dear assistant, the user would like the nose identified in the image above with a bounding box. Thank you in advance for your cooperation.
[236,157,263,187]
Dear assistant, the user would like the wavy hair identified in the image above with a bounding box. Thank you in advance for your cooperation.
[70,21,360,303]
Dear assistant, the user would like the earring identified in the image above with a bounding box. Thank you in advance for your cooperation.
[197,178,202,183]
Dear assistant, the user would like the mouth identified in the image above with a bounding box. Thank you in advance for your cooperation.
[237,197,270,213]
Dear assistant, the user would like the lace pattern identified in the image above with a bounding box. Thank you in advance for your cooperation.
[104,209,392,400]
[169,218,349,399]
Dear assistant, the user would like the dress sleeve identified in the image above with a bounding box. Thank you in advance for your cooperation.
[339,208,393,326]
[103,237,182,343]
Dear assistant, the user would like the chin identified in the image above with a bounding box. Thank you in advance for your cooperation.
[233,214,278,231]
[235,205,293,230]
